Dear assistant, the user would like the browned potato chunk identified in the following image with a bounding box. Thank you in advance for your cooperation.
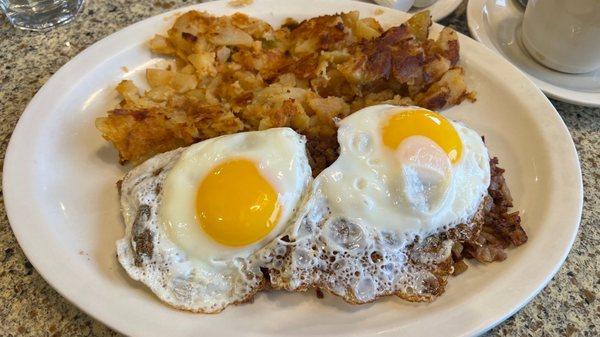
[146,68,173,88]
[406,10,432,42]
[149,35,175,55]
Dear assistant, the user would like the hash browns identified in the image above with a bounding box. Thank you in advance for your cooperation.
[96,10,472,173]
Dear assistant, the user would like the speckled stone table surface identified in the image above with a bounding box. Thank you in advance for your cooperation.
[0,1,598,336]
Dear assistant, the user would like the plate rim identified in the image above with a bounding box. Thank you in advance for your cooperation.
[466,0,600,107]
[409,0,463,21]
[3,0,583,336]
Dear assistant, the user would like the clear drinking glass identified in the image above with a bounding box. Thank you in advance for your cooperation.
[0,0,84,31]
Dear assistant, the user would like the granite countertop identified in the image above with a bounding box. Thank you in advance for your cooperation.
[0,1,598,336]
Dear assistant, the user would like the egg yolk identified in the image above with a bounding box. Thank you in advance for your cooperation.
[196,159,281,247]
[381,108,462,163]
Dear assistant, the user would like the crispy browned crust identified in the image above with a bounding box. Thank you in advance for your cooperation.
[131,205,154,267]
[459,157,528,263]
[404,157,527,300]
[159,277,268,314]
[288,14,351,56]
[343,25,425,87]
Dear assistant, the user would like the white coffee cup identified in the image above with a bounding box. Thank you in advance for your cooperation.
[521,0,600,74]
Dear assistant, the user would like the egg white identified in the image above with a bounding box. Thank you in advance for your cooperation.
[318,104,491,242]
[116,128,312,313]
[159,128,311,265]
[261,104,492,304]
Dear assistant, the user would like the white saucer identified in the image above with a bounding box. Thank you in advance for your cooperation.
[366,0,462,21]
[409,0,463,21]
[467,0,600,107]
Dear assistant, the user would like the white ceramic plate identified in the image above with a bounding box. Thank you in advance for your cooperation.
[370,0,414,13]
[409,0,463,21]
[467,0,600,107]
[3,0,582,336]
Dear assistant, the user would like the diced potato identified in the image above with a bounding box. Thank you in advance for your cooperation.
[171,72,198,93]
[416,68,467,109]
[424,55,451,84]
[148,35,175,55]
[290,110,310,131]
[145,86,175,102]
[115,80,161,109]
[115,80,140,101]
[321,50,352,64]
[277,73,296,87]
[341,11,360,27]
[216,46,231,63]
[436,27,459,65]
[179,64,196,75]
[340,12,380,40]
[184,88,207,102]
[211,26,254,46]
[146,69,173,88]
[353,19,381,40]
[307,96,350,123]
[235,71,264,90]
[360,18,382,32]
[292,39,316,55]
[147,68,197,93]
[188,52,217,76]
[406,10,431,42]
[440,67,467,104]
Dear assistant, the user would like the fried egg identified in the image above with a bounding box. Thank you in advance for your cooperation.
[261,105,491,303]
[116,128,312,313]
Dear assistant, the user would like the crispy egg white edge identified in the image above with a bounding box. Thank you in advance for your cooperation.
[259,180,488,304]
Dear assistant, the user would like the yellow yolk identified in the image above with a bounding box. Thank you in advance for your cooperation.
[196,159,281,247]
[381,108,462,163]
